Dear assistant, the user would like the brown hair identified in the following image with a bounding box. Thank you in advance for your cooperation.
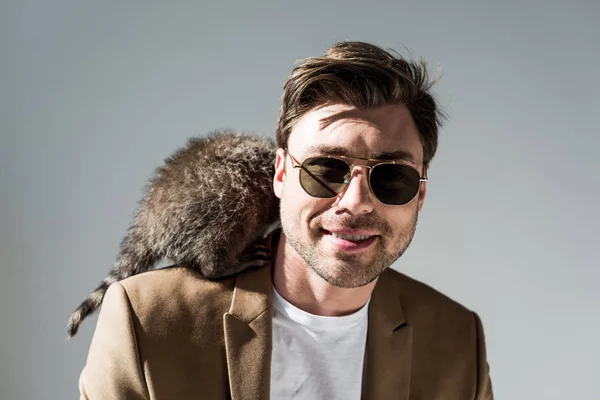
[275,41,445,170]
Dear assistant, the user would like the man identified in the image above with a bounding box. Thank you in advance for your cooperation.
[78,41,494,399]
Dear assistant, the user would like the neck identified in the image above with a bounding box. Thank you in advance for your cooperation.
[272,232,377,317]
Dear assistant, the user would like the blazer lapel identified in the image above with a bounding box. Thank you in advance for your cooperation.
[223,261,273,400]
[364,270,413,400]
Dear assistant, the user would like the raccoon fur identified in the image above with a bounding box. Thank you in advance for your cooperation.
[66,130,280,338]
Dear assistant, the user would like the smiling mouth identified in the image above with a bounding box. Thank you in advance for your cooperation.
[321,229,379,250]
[330,232,372,241]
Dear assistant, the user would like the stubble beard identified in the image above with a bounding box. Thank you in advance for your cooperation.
[279,200,419,289]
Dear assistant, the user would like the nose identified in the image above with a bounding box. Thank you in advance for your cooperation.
[335,167,375,214]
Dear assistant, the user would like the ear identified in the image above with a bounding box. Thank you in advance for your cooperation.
[273,148,287,199]
[417,180,427,212]
[416,165,428,212]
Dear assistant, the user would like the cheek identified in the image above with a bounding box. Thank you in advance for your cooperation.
[383,204,418,231]
[281,185,331,223]
[280,184,308,219]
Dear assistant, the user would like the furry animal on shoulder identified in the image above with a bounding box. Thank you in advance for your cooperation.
[67,130,280,338]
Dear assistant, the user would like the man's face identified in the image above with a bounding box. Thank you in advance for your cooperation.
[273,103,427,288]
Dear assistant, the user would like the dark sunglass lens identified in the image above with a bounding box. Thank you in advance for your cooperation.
[300,157,350,198]
[370,164,421,205]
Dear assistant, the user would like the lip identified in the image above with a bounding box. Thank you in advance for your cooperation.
[324,228,379,236]
[322,229,379,252]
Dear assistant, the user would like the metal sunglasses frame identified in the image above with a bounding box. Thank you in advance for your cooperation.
[285,150,427,205]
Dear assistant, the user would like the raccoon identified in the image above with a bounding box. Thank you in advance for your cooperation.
[66,130,280,338]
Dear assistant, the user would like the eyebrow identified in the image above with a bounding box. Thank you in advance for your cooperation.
[306,145,417,163]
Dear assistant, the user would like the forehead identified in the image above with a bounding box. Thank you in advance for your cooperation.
[288,104,423,164]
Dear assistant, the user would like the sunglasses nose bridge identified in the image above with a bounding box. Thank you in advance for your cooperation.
[348,162,373,175]
[347,164,375,186]
[335,164,377,213]
[339,163,362,186]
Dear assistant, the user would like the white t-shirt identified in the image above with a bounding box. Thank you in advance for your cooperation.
[270,286,370,400]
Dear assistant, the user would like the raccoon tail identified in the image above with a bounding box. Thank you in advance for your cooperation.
[66,274,117,339]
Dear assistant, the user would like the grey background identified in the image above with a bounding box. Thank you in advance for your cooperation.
[1,0,598,399]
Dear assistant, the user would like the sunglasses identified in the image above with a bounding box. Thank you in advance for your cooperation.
[286,150,427,206]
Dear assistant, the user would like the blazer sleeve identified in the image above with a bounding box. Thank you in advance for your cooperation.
[79,282,150,400]
[473,312,494,400]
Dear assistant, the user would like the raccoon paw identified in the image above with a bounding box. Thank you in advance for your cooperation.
[239,243,271,270]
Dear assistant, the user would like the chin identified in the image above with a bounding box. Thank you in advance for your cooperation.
[308,256,388,289]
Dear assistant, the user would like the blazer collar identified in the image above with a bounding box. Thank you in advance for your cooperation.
[223,235,275,400]
[364,268,413,399]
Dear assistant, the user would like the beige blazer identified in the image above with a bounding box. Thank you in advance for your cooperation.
[79,259,493,399]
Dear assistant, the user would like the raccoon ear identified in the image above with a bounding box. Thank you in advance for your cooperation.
[273,147,287,199]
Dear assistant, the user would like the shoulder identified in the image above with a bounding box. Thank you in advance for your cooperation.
[380,267,476,327]
[118,265,236,302]
[107,266,236,332]
[379,269,493,396]
[84,266,238,397]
